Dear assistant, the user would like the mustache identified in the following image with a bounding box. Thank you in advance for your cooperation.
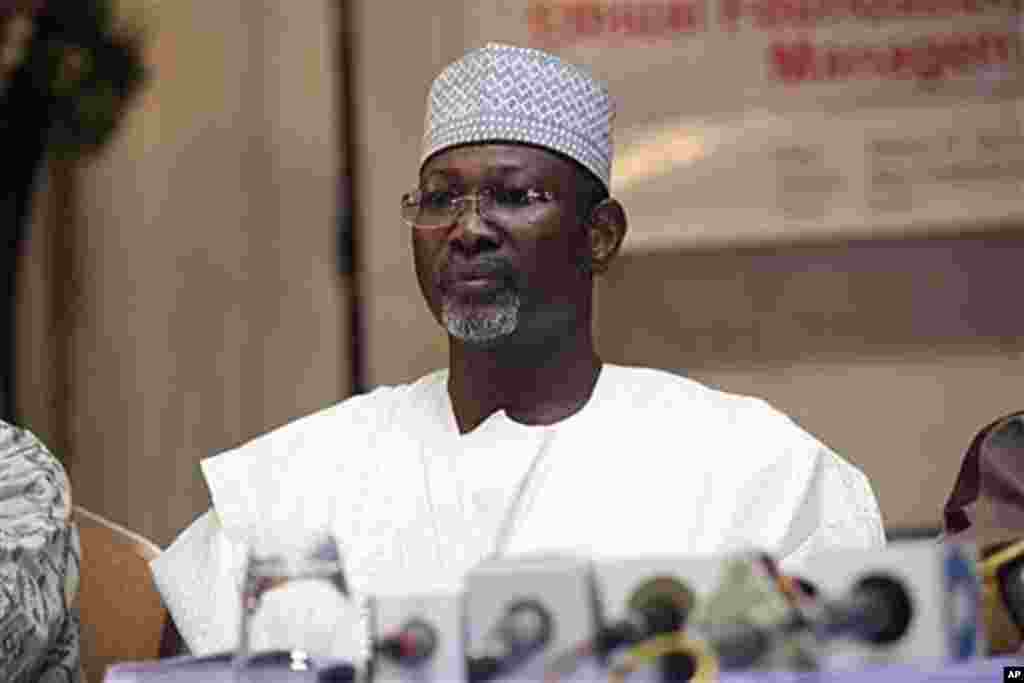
[437,256,518,289]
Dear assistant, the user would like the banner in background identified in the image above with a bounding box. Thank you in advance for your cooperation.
[466,1,1024,250]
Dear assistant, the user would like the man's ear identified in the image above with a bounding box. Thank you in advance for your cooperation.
[587,198,627,274]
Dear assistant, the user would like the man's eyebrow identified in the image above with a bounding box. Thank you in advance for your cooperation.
[421,162,550,184]
[485,165,555,186]
[424,161,536,175]
[421,169,458,182]
[487,162,529,174]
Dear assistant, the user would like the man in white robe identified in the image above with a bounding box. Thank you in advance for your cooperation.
[151,43,885,661]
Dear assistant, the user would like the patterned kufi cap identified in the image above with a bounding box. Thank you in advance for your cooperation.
[421,43,614,191]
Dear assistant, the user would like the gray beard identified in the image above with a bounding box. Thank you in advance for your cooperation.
[441,290,521,344]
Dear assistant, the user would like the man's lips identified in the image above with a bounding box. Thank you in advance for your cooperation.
[438,262,515,291]
[443,276,511,298]
[448,277,504,293]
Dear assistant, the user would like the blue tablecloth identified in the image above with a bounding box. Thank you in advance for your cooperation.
[104,653,354,682]
[716,657,1022,682]
[104,656,1023,682]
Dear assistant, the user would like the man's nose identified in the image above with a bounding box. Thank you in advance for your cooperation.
[449,199,499,253]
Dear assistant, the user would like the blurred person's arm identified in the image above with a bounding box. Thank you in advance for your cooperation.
[0,423,80,682]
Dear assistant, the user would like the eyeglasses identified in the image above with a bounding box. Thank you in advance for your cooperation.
[400,187,557,229]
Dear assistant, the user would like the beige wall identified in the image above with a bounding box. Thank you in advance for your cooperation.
[17,0,349,546]
[17,167,58,457]
[349,0,1024,533]
[345,2,466,388]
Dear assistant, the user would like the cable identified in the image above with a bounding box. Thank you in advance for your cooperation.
[607,632,718,683]
[595,575,696,659]
[543,639,594,683]
[979,538,1024,653]
[980,538,1024,580]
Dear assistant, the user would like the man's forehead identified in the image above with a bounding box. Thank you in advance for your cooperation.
[420,143,574,181]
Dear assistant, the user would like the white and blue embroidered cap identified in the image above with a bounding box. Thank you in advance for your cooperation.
[421,43,615,191]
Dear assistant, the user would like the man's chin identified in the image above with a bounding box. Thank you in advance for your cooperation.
[441,298,521,345]
[449,329,516,349]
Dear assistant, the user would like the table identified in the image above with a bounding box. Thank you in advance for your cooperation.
[103,655,1022,683]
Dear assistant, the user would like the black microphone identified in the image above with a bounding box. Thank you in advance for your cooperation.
[374,618,439,668]
[700,619,780,670]
[818,574,913,645]
[596,577,696,683]
[597,577,695,656]
[466,599,553,683]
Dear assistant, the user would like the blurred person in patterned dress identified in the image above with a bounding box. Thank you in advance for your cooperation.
[0,422,81,682]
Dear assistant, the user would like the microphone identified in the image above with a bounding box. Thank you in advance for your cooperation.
[466,599,553,683]
[697,573,914,671]
[597,576,695,656]
[374,618,439,668]
[816,574,913,646]
[597,577,697,683]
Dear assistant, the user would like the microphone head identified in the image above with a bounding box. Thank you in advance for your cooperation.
[375,618,438,667]
[466,599,553,683]
[626,576,695,636]
[848,574,914,645]
[497,599,553,656]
